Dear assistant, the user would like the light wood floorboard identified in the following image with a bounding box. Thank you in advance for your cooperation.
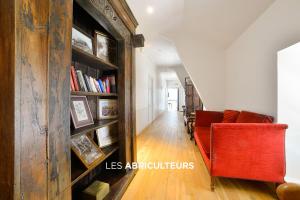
[122,111,277,200]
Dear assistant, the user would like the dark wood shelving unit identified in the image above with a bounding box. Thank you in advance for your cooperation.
[72,46,118,70]
[69,0,137,199]
[1,0,137,199]
[71,144,119,186]
[71,119,118,138]
[71,91,118,97]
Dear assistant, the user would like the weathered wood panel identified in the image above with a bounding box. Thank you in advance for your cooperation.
[47,0,73,199]
[131,47,137,162]
[0,1,15,199]
[16,0,49,199]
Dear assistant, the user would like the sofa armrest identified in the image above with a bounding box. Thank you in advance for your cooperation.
[195,110,223,127]
[210,123,288,182]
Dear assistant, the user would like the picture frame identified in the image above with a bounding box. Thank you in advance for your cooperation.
[71,134,104,168]
[70,96,94,129]
[72,27,94,55]
[97,99,118,119]
[94,31,117,64]
[96,123,118,148]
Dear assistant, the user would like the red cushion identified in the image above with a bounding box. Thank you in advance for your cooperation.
[194,127,211,154]
[222,110,240,123]
[236,111,273,123]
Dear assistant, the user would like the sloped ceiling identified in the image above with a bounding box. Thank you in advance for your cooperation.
[127,0,274,67]
[127,0,275,109]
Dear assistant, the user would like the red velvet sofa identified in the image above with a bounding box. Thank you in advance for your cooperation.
[194,110,288,191]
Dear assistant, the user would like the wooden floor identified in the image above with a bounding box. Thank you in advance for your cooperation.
[122,111,277,200]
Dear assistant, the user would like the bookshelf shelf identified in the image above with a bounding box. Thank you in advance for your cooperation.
[71,144,119,186]
[71,119,118,138]
[71,91,118,97]
[72,46,118,70]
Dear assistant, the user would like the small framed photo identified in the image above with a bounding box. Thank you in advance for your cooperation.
[70,96,94,129]
[94,31,117,64]
[96,123,118,148]
[72,27,93,55]
[71,134,103,168]
[98,99,118,119]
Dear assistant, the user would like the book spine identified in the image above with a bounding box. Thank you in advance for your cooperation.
[93,78,101,93]
[71,66,80,91]
[76,70,88,92]
[70,71,75,91]
[109,75,116,93]
[102,80,107,93]
[89,76,98,92]
[98,80,104,93]
[94,79,102,93]
[84,74,91,92]
[105,77,110,93]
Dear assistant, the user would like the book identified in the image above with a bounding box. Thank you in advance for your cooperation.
[105,77,110,93]
[108,75,116,93]
[84,74,92,92]
[93,78,100,92]
[71,66,79,91]
[102,80,107,93]
[96,124,118,147]
[94,79,102,93]
[82,181,109,200]
[76,70,88,92]
[98,80,105,93]
[70,71,75,91]
[89,76,98,93]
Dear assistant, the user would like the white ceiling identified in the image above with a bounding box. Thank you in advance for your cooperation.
[127,0,275,72]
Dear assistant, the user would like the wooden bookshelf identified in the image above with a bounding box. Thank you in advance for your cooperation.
[71,144,119,186]
[71,119,118,137]
[72,46,118,70]
[0,0,137,199]
[69,0,138,199]
[71,91,118,97]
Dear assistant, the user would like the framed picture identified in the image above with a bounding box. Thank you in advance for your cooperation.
[71,134,103,168]
[70,96,94,129]
[97,99,118,119]
[94,31,117,64]
[96,123,118,148]
[72,27,93,55]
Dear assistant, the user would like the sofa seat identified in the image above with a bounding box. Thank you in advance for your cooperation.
[194,127,210,154]
[194,110,288,191]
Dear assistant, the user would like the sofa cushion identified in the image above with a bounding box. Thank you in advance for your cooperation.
[194,127,211,154]
[222,110,240,123]
[236,111,273,123]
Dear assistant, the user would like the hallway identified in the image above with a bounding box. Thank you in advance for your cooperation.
[122,111,277,200]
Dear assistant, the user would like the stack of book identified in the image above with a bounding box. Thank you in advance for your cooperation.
[70,66,117,94]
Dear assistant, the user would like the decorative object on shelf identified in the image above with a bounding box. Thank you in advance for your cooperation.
[96,123,118,148]
[82,180,110,200]
[70,96,94,129]
[94,31,117,64]
[71,134,103,168]
[72,27,93,55]
[98,99,118,119]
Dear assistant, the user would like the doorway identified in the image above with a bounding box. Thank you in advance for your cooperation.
[167,88,179,111]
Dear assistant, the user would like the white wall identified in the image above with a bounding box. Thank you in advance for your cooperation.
[278,43,300,184]
[169,33,226,111]
[225,0,300,117]
[135,49,166,135]
[225,0,300,183]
